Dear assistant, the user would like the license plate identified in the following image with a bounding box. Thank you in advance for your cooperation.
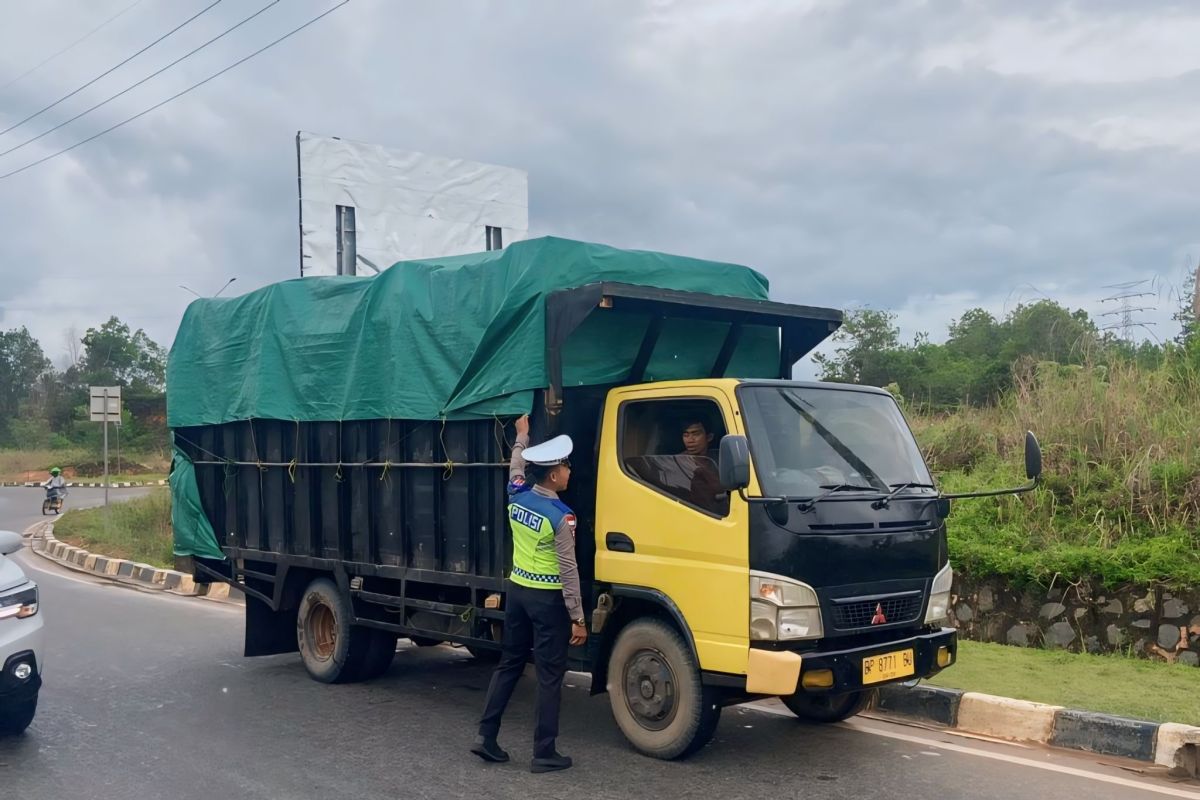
[861,648,915,685]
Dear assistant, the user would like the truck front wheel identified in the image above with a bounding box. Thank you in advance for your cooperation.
[607,619,720,760]
[296,577,374,684]
[781,689,875,723]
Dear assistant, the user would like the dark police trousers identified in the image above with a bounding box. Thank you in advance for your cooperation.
[477,582,571,758]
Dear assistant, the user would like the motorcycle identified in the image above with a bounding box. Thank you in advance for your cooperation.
[42,486,66,515]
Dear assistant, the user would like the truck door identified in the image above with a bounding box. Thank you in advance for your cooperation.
[595,385,749,676]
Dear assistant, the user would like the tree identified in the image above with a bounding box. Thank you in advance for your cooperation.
[1174,263,1199,346]
[812,308,901,385]
[999,301,1098,366]
[0,328,51,442]
[946,309,1001,360]
[79,317,167,392]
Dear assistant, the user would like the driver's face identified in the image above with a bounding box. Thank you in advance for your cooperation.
[682,424,711,456]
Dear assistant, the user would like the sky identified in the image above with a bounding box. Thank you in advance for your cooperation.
[1,0,1198,377]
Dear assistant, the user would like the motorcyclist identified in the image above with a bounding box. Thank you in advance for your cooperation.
[43,468,67,501]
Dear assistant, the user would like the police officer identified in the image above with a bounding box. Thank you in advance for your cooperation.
[472,415,587,773]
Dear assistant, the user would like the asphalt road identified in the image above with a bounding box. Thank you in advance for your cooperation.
[1,487,1197,800]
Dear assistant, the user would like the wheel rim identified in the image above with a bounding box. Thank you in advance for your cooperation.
[622,648,678,731]
[305,601,337,661]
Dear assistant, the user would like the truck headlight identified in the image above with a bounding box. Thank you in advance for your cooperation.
[750,573,823,640]
[0,584,38,620]
[924,562,953,625]
[750,600,777,640]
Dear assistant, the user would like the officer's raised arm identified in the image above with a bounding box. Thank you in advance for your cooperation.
[508,415,531,496]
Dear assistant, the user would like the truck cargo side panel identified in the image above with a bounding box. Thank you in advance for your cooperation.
[409,424,439,571]
[178,418,517,586]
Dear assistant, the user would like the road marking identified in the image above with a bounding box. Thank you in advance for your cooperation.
[748,703,1200,798]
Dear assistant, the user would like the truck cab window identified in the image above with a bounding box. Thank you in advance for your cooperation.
[620,399,730,517]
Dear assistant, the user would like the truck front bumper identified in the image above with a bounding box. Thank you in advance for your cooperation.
[792,627,956,694]
[715,627,957,697]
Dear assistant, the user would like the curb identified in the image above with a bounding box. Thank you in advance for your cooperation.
[4,480,168,488]
[875,684,1200,778]
[24,519,234,606]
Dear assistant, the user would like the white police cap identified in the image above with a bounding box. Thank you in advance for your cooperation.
[522,434,573,466]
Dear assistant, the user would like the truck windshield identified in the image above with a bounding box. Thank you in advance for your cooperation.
[738,386,932,499]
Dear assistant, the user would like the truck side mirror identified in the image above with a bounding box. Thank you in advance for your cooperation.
[0,530,22,557]
[1024,431,1042,481]
[718,435,752,492]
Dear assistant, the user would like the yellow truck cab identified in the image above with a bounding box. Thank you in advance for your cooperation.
[588,376,962,757]
[170,241,1041,760]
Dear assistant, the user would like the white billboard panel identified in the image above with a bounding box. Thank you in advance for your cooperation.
[297,132,529,276]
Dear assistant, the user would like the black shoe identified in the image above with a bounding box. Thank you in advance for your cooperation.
[530,753,573,773]
[471,736,510,763]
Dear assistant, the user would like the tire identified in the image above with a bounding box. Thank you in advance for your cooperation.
[408,636,443,648]
[781,689,875,723]
[0,695,37,736]
[295,577,373,684]
[607,618,721,760]
[352,629,398,681]
[41,500,50,516]
[465,644,501,663]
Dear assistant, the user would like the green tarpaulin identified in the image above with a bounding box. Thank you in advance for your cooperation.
[166,236,776,427]
[169,446,223,561]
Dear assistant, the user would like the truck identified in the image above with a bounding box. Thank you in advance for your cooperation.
[169,236,1041,759]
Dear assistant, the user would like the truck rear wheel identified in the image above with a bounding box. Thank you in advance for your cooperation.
[607,619,720,760]
[781,689,875,723]
[296,577,373,684]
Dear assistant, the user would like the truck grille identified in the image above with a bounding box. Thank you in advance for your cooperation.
[831,593,922,630]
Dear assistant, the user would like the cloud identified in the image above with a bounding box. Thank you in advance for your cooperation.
[0,0,1197,368]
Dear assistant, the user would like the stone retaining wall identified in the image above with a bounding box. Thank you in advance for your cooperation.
[950,575,1200,667]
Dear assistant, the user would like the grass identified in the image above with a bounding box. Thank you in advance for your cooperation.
[907,355,1200,587]
[53,490,173,568]
[0,448,169,483]
[0,448,89,482]
[925,640,1200,724]
[77,472,169,484]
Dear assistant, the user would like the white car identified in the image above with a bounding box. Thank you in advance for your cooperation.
[0,530,42,736]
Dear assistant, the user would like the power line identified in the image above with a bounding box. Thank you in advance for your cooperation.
[0,0,282,161]
[0,0,226,139]
[0,1,351,182]
[0,0,148,93]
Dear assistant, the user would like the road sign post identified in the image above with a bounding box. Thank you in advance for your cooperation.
[89,387,121,507]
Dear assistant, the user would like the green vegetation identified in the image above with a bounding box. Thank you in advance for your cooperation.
[54,490,173,568]
[927,641,1200,724]
[815,285,1200,587]
[0,316,168,453]
[0,448,169,483]
[909,354,1200,587]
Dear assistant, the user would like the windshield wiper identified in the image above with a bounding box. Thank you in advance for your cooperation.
[777,390,889,491]
[797,483,881,512]
[872,482,939,509]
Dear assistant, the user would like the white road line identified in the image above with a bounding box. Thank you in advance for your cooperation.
[748,702,1200,798]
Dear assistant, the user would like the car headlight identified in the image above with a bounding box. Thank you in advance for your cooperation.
[0,584,38,620]
[750,572,823,640]
[924,562,952,625]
